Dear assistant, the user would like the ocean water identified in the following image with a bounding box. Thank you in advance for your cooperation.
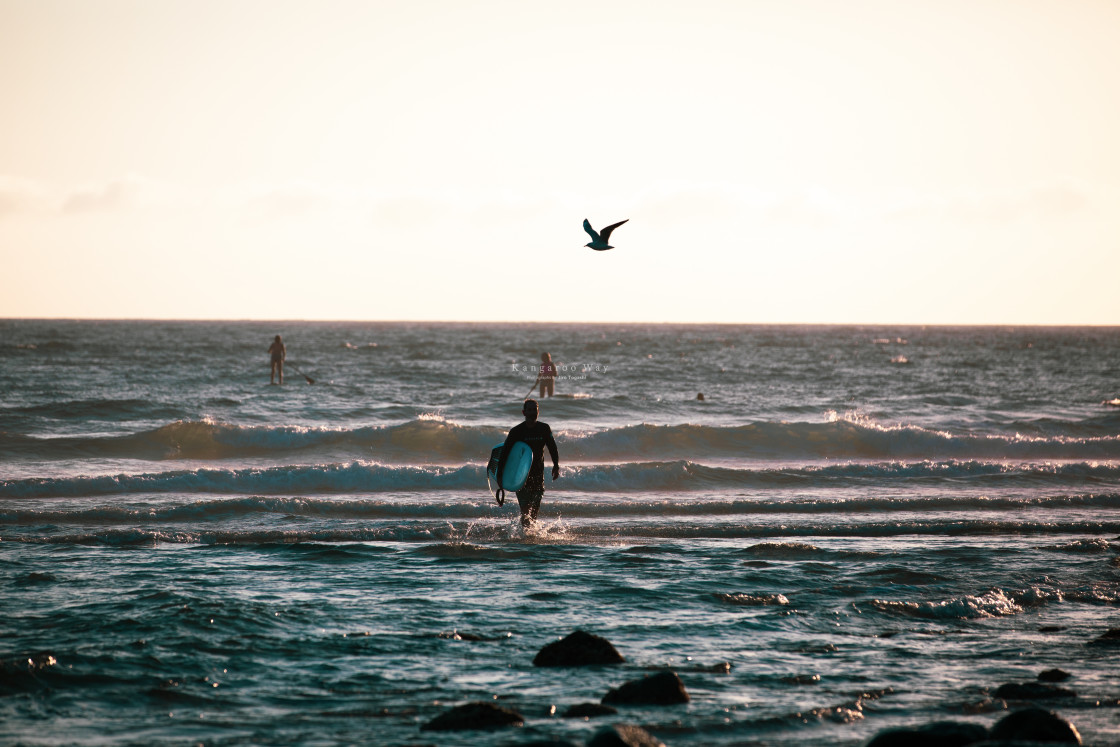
[2,320,1120,746]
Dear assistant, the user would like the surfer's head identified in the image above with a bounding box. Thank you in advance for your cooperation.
[523,399,539,422]
[541,352,551,362]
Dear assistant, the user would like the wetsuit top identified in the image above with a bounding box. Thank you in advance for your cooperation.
[496,420,559,486]
[539,362,557,380]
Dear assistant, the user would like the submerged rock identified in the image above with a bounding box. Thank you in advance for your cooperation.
[602,670,689,706]
[587,723,666,747]
[988,707,1082,744]
[959,698,1002,715]
[865,720,988,747]
[689,661,731,674]
[0,652,60,696]
[420,701,523,731]
[533,630,625,667]
[994,682,1076,700]
[563,702,618,718]
[1037,669,1072,683]
[438,630,484,641]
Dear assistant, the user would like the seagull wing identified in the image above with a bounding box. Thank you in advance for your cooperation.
[599,219,629,242]
[582,218,601,242]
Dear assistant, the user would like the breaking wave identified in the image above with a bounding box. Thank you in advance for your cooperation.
[3,416,1119,462]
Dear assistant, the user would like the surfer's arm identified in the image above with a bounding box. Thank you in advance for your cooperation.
[545,427,559,479]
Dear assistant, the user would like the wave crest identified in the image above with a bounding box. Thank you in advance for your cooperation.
[4,459,1120,499]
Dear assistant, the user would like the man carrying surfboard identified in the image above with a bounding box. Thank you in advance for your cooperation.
[495,399,560,528]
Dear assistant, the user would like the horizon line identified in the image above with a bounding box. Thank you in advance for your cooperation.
[3,316,1118,328]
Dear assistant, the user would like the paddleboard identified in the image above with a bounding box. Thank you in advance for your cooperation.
[1106,398,1120,408]
[486,441,533,500]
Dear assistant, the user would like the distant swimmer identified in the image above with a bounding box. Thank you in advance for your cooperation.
[583,218,629,251]
[496,399,560,528]
[534,352,558,398]
[268,335,286,385]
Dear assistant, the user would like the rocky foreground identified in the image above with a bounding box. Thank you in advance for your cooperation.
[419,629,1095,746]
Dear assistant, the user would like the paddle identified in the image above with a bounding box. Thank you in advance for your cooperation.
[287,364,315,385]
[524,381,537,399]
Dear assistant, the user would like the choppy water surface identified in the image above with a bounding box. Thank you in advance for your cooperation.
[3,321,1120,745]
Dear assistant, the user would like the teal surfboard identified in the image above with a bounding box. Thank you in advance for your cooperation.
[486,441,533,500]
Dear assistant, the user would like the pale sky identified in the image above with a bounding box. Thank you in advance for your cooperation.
[1,0,1118,323]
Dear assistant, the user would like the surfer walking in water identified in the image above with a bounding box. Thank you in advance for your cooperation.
[497,399,560,528]
[268,335,286,385]
[534,352,557,397]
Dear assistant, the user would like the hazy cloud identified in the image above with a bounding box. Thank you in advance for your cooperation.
[627,182,860,230]
[0,176,50,216]
[886,180,1094,224]
[226,180,343,217]
[9,175,1107,235]
[62,179,140,213]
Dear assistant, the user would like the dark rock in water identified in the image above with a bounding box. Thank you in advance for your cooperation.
[563,702,618,718]
[988,707,1082,744]
[1089,628,1120,644]
[1038,625,1066,633]
[994,682,1076,700]
[602,670,689,706]
[1038,669,1072,683]
[865,720,989,747]
[420,701,524,731]
[587,723,666,747]
[533,630,625,667]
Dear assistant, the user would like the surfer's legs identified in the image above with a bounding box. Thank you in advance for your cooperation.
[539,380,554,397]
[517,469,545,527]
[516,489,543,527]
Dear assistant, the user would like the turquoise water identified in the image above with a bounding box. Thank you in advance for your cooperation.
[3,321,1120,745]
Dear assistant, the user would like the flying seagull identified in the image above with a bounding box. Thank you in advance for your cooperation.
[583,218,629,251]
